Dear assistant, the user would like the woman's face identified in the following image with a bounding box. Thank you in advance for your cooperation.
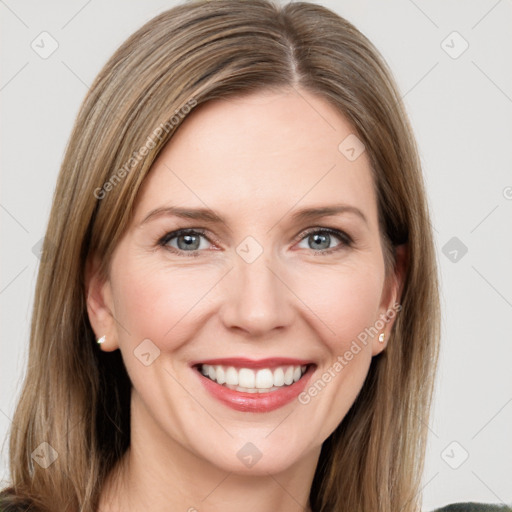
[88,88,403,475]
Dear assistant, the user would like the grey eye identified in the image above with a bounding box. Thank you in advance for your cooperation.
[297,231,342,251]
[167,232,210,251]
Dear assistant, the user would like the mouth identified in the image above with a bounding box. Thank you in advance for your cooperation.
[190,358,316,412]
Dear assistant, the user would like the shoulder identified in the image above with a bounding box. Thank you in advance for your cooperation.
[432,503,512,512]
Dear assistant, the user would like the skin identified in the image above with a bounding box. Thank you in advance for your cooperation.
[87,88,406,512]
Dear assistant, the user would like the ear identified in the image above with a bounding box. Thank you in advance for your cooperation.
[372,243,408,356]
[85,254,119,352]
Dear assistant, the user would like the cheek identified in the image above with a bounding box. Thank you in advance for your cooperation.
[290,260,386,439]
[111,255,223,348]
[291,259,385,352]
[113,249,385,355]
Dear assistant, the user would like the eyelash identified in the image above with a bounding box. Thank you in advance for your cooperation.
[157,227,353,258]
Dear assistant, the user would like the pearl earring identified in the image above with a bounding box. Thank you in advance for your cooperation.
[378,332,385,343]
[97,335,106,344]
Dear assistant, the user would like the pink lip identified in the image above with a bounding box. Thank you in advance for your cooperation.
[189,357,313,370]
[192,363,316,413]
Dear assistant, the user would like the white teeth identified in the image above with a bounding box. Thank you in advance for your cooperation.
[238,368,255,388]
[273,367,285,387]
[255,368,274,388]
[215,366,226,385]
[199,363,309,391]
[225,366,238,386]
[284,366,294,385]
[224,384,283,393]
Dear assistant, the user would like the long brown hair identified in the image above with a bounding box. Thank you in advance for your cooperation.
[1,1,440,510]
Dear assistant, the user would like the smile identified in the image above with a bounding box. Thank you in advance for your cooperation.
[191,358,316,412]
[198,363,308,393]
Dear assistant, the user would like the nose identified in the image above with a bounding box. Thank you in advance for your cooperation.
[218,249,295,337]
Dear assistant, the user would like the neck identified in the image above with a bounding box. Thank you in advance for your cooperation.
[98,392,319,512]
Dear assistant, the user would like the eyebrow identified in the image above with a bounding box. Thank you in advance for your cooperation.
[139,204,368,227]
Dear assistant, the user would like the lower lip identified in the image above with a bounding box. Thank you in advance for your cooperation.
[194,365,315,413]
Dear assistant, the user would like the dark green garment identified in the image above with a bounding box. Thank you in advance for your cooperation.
[433,503,512,511]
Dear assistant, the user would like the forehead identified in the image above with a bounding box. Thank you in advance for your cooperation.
[134,88,378,228]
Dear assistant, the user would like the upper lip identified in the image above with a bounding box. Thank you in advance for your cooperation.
[190,357,315,370]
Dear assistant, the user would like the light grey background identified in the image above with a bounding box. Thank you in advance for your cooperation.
[1,1,511,510]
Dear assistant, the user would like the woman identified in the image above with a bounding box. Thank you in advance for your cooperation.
[0,1,509,511]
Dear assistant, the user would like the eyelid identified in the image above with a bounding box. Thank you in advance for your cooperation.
[158,226,354,257]
[158,228,219,252]
[159,228,200,242]
[293,226,353,247]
